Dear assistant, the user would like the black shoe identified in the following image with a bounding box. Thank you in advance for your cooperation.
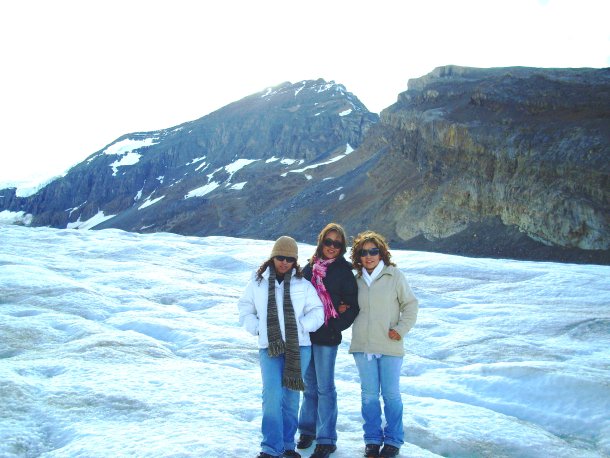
[297,434,315,449]
[309,444,337,458]
[283,451,301,458]
[256,453,278,458]
[364,444,380,457]
[379,444,400,457]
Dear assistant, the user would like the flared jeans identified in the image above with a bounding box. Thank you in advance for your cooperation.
[259,346,312,456]
[353,352,404,448]
[298,344,339,445]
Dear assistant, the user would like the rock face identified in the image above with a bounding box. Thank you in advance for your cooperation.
[334,66,610,263]
[1,68,608,264]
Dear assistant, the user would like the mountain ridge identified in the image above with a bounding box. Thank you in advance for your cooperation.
[1,68,608,265]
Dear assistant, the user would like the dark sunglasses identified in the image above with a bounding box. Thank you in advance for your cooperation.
[359,247,380,257]
[275,255,296,263]
[323,238,343,249]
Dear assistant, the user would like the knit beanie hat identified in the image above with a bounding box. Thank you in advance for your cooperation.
[270,236,298,260]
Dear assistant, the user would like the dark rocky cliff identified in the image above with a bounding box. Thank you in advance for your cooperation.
[328,66,610,263]
[1,68,608,264]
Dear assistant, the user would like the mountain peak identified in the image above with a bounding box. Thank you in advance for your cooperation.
[0,78,379,239]
[1,67,607,264]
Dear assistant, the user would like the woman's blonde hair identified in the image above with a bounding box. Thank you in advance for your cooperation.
[350,230,396,276]
[310,222,348,264]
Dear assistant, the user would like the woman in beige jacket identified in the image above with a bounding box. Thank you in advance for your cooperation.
[349,231,418,458]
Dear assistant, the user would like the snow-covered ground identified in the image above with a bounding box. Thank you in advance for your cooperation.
[0,225,608,458]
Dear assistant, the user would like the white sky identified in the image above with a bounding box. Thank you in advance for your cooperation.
[0,0,608,188]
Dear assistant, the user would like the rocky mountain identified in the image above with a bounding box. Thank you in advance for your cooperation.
[313,66,610,264]
[0,79,378,236]
[1,68,608,264]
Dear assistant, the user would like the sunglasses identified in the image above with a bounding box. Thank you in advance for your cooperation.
[275,255,296,263]
[323,238,343,249]
[359,247,380,257]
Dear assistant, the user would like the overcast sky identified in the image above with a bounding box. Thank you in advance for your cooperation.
[1,0,608,189]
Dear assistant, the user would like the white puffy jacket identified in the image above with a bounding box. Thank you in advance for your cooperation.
[238,267,324,348]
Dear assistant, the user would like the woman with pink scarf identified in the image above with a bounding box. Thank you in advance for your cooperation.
[296,223,359,458]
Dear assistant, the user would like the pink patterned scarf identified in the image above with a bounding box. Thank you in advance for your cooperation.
[311,256,339,326]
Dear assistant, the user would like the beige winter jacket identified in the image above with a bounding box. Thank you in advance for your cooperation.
[349,265,418,357]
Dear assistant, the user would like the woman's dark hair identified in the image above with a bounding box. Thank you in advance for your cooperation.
[256,258,303,284]
[350,230,396,276]
[310,222,348,265]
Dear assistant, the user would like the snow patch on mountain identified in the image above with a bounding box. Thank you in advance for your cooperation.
[187,156,207,166]
[104,138,159,156]
[225,159,259,177]
[0,210,32,225]
[66,201,87,217]
[315,82,335,93]
[184,159,258,197]
[229,182,247,190]
[185,182,220,199]
[1,174,64,198]
[281,144,354,177]
[66,210,116,229]
[110,152,142,176]
[294,83,306,97]
[188,156,208,172]
[280,158,303,166]
[139,195,165,210]
[91,138,160,176]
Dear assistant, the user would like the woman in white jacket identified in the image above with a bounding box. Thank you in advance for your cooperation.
[239,236,324,458]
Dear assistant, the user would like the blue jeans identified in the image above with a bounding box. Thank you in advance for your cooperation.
[298,344,339,445]
[353,352,404,448]
[259,346,312,456]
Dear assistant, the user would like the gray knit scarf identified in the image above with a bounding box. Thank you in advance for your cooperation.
[267,266,304,391]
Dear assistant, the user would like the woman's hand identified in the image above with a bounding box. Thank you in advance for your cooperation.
[338,302,350,313]
[388,329,401,341]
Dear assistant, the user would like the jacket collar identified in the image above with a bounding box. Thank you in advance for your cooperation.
[360,263,393,280]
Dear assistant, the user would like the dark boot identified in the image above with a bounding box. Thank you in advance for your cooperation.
[283,451,301,458]
[379,444,400,457]
[297,434,315,449]
[256,453,278,458]
[309,444,337,458]
[364,444,380,457]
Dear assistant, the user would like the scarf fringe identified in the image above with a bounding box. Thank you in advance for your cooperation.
[268,339,285,357]
[283,376,305,391]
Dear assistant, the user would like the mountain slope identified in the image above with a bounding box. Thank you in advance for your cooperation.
[1,68,608,264]
[0,79,378,235]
